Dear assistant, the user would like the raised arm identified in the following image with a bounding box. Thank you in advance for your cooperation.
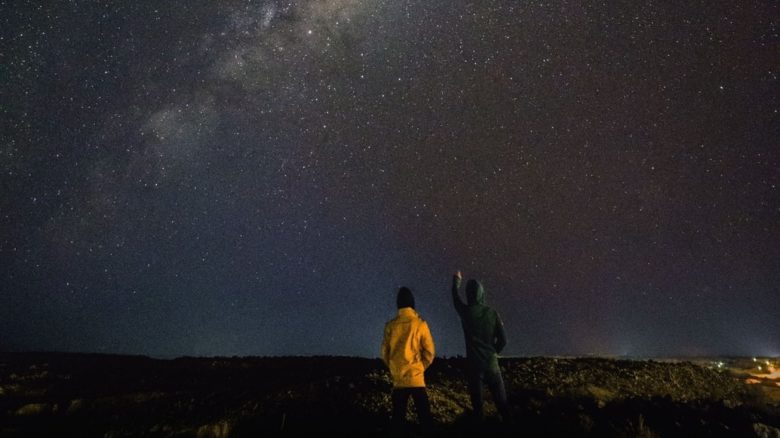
[451,270,466,314]
[494,312,507,354]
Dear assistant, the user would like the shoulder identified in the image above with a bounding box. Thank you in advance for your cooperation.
[415,316,430,329]
[414,317,431,335]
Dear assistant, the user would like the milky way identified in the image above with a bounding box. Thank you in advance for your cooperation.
[2,1,778,357]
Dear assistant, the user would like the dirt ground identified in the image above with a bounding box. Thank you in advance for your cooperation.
[0,353,778,436]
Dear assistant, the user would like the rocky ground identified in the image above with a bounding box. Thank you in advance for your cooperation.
[0,353,778,437]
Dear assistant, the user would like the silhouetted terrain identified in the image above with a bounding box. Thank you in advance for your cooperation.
[0,353,778,436]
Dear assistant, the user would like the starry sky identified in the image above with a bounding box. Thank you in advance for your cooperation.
[1,1,778,358]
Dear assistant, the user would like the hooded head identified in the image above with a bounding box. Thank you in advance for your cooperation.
[396,286,415,309]
[465,279,485,305]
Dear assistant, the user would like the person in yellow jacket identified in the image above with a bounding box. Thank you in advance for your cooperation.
[381,286,435,428]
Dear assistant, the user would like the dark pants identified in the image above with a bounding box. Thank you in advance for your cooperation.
[391,387,432,427]
[467,368,510,420]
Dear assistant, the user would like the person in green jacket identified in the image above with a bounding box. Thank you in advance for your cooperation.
[451,270,510,421]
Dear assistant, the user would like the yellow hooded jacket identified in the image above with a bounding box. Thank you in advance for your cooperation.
[381,307,435,388]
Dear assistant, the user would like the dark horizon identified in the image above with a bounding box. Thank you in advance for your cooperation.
[1,350,778,361]
[2,1,778,358]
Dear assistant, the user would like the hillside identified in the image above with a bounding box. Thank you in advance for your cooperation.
[1,353,778,436]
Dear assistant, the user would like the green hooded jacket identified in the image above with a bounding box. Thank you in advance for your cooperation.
[452,276,507,372]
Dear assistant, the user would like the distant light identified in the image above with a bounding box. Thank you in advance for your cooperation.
[758,366,762,371]
[753,358,757,362]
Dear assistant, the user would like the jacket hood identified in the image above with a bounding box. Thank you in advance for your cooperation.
[465,279,485,305]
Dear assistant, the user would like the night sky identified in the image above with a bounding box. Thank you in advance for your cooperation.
[2,1,778,358]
